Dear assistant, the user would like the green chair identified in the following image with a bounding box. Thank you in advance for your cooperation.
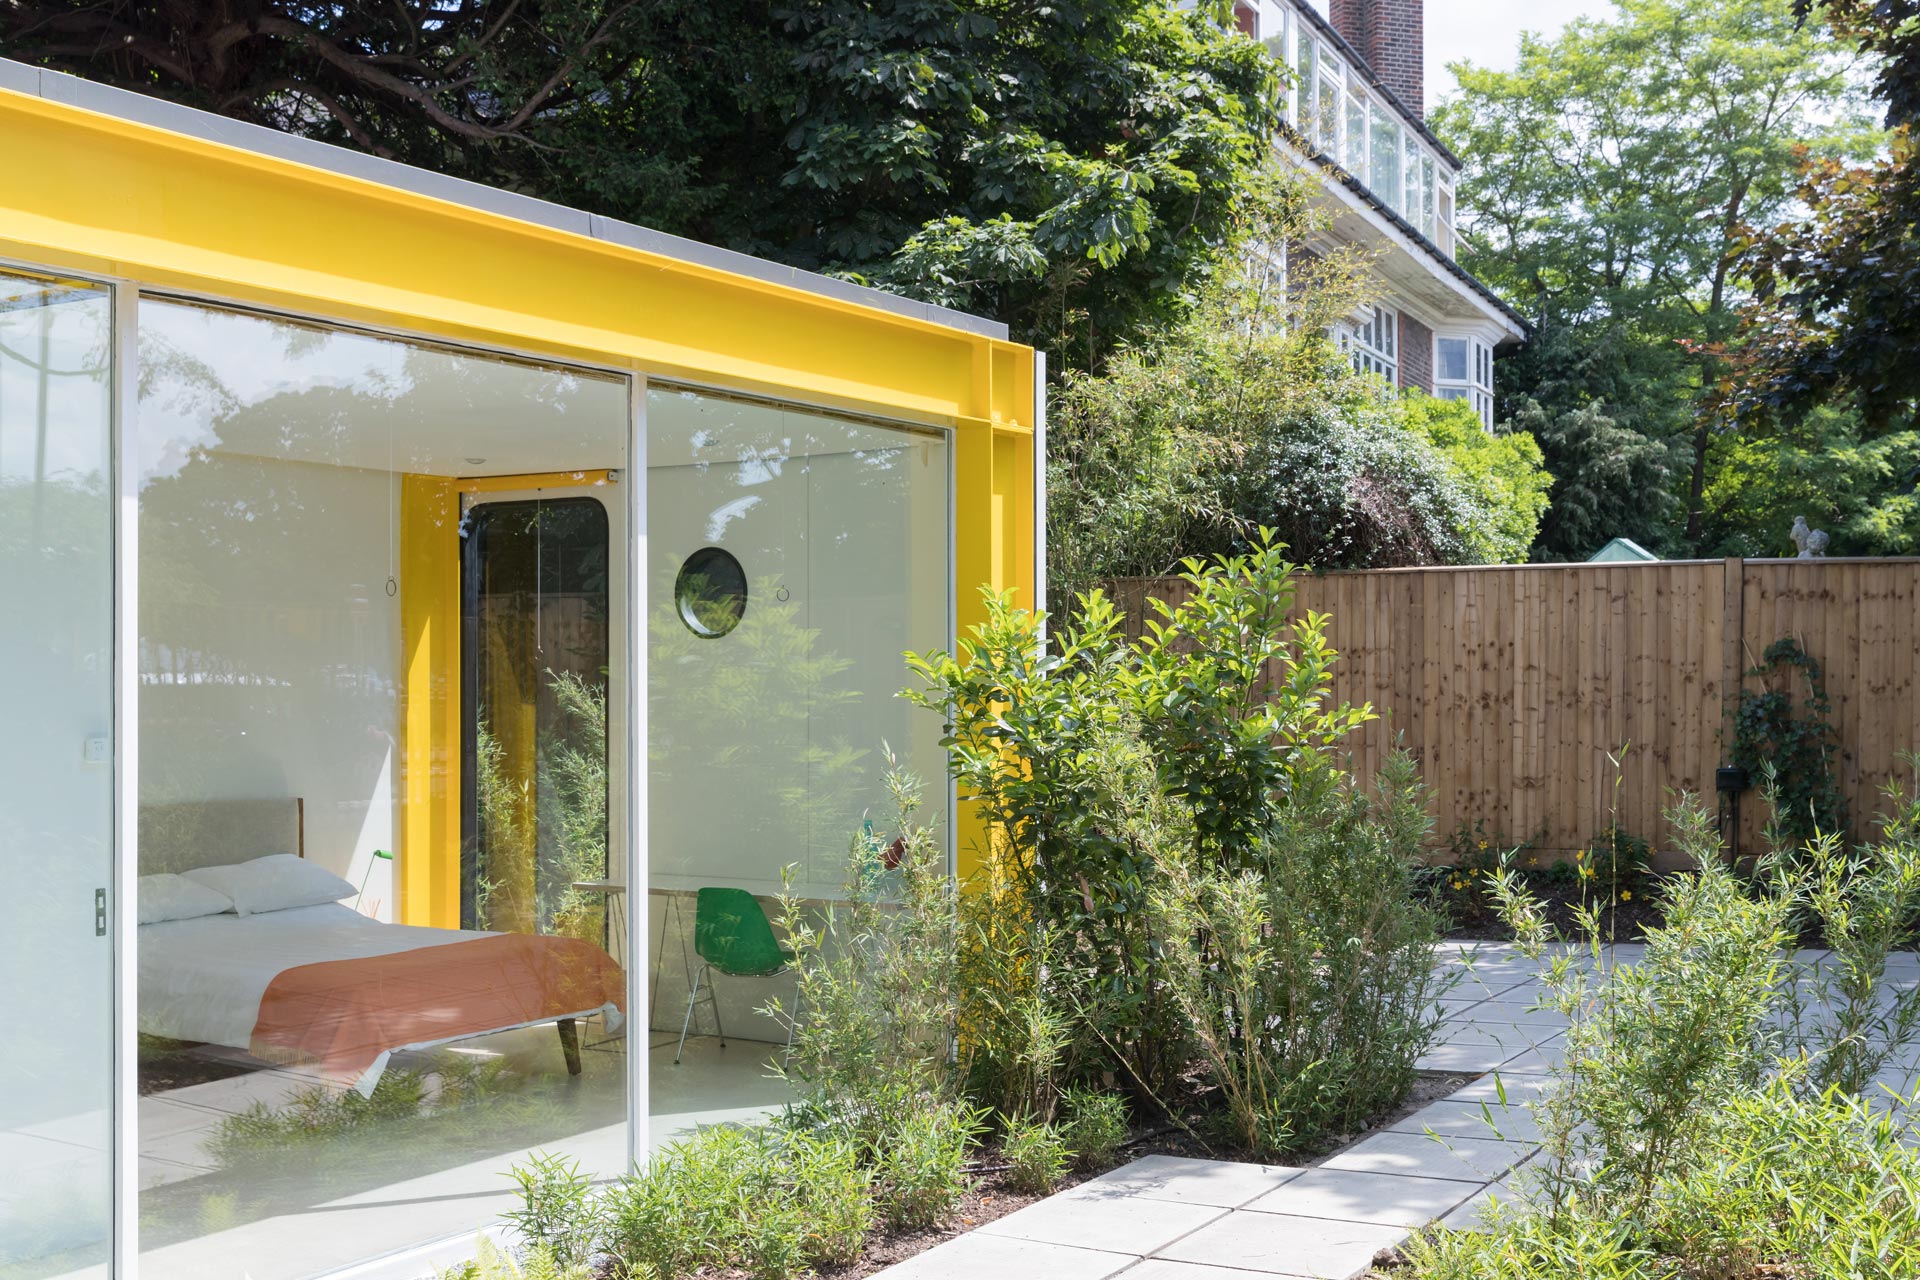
[674,887,795,1065]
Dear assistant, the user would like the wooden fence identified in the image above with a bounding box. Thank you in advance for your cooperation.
[1108,559,1920,862]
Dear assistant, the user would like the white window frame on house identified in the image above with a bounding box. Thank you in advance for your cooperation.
[1270,3,1461,259]
[1342,304,1398,383]
[1434,333,1496,429]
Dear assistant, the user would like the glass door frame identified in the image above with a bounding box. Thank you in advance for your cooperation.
[72,265,655,1275]
[30,254,957,1275]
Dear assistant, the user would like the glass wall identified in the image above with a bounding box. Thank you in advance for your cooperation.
[133,299,631,1280]
[0,271,115,1279]
[645,387,949,1135]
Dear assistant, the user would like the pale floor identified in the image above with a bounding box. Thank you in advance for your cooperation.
[21,1029,789,1280]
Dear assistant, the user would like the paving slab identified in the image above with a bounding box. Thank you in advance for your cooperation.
[978,1187,1226,1255]
[1114,1262,1279,1280]
[1438,1180,1522,1232]
[1414,1043,1514,1073]
[1069,1155,1304,1208]
[1391,1100,1542,1145]
[1157,1211,1407,1278]
[1444,1070,1556,1106]
[874,1232,1134,1280]
[1322,1131,1533,1183]
[1244,1167,1480,1228]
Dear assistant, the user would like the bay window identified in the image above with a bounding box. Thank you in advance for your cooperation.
[1435,334,1497,429]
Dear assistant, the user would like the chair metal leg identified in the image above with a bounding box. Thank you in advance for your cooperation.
[713,970,726,1049]
[675,963,708,1066]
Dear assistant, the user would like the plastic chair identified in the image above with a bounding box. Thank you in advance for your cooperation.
[674,887,796,1065]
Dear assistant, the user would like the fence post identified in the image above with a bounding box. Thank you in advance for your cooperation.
[1721,558,1745,743]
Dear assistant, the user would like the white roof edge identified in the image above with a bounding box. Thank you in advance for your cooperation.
[0,58,1011,342]
[1301,160,1529,344]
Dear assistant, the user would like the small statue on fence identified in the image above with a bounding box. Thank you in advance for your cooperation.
[1791,515,1831,558]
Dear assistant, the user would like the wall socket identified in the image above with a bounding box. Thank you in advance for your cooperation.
[83,736,111,765]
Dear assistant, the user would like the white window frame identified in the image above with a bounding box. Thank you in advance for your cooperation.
[1434,333,1496,429]
[1343,304,1398,384]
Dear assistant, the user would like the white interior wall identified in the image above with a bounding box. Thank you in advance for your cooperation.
[138,452,400,916]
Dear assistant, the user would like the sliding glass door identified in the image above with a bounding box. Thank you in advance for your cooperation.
[0,270,116,1278]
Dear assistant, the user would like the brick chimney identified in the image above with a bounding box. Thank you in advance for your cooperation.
[1328,0,1424,121]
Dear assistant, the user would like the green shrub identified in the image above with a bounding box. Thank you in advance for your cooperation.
[1775,759,1920,1097]
[500,1152,604,1272]
[907,534,1405,1125]
[1405,783,1920,1280]
[1000,1114,1071,1194]
[604,1121,874,1279]
[781,1128,873,1267]
[874,1099,985,1229]
[438,1238,593,1280]
[1058,1087,1129,1169]
[773,763,961,1145]
[1153,750,1444,1155]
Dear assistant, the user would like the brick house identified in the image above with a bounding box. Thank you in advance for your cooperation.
[1235,0,1528,426]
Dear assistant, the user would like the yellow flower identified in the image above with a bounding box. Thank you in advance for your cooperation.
[1621,890,1632,902]
[1478,840,1490,851]
[1574,849,1585,861]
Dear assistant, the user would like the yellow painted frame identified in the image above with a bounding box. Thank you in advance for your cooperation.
[0,85,1036,904]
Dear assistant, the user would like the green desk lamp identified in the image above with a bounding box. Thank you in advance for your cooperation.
[357,848,395,911]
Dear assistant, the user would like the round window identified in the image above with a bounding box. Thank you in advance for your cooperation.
[675,547,748,638]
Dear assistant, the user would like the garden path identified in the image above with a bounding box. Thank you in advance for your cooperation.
[873,939,1920,1280]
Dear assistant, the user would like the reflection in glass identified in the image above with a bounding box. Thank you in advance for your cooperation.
[134,299,630,1280]
[645,387,950,1135]
[463,496,612,942]
[0,270,114,1278]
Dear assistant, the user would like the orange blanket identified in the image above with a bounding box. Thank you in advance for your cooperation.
[249,933,626,1086]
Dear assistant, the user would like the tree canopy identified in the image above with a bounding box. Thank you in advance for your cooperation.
[1433,0,1877,558]
[1717,0,1920,438]
[0,0,1282,369]
[1046,168,1552,606]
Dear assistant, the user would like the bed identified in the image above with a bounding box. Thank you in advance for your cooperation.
[137,799,626,1095]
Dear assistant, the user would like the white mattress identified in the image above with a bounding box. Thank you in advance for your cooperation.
[138,902,489,1051]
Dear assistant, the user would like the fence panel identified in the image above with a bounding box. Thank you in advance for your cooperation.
[1107,559,1920,861]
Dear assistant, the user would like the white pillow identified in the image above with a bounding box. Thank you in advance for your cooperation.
[184,855,356,916]
[138,873,234,925]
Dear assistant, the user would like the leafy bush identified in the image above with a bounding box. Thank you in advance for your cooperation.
[908,536,1377,1102]
[438,1238,591,1280]
[910,538,1446,1151]
[874,1099,986,1230]
[1058,1087,1129,1169]
[773,761,960,1143]
[1401,782,1920,1279]
[603,1122,872,1279]
[500,1153,604,1272]
[1000,1114,1072,1194]
[1153,752,1444,1155]
[1574,824,1652,904]
[1732,637,1848,845]
[1775,759,1920,1097]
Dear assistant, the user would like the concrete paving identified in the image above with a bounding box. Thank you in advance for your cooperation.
[872,939,1591,1280]
[874,937,1920,1279]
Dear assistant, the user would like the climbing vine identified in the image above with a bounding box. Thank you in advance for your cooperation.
[1731,637,1848,846]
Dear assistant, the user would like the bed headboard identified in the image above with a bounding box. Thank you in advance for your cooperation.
[138,798,304,875]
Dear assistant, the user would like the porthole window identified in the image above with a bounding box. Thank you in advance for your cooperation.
[675,547,747,638]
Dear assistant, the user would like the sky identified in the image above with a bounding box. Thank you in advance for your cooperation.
[1423,0,1617,105]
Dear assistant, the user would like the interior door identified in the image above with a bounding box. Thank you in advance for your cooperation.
[458,483,626,960]
[0,270,116,1276]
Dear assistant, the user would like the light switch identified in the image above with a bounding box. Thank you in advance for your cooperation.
[83,736,111,765]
